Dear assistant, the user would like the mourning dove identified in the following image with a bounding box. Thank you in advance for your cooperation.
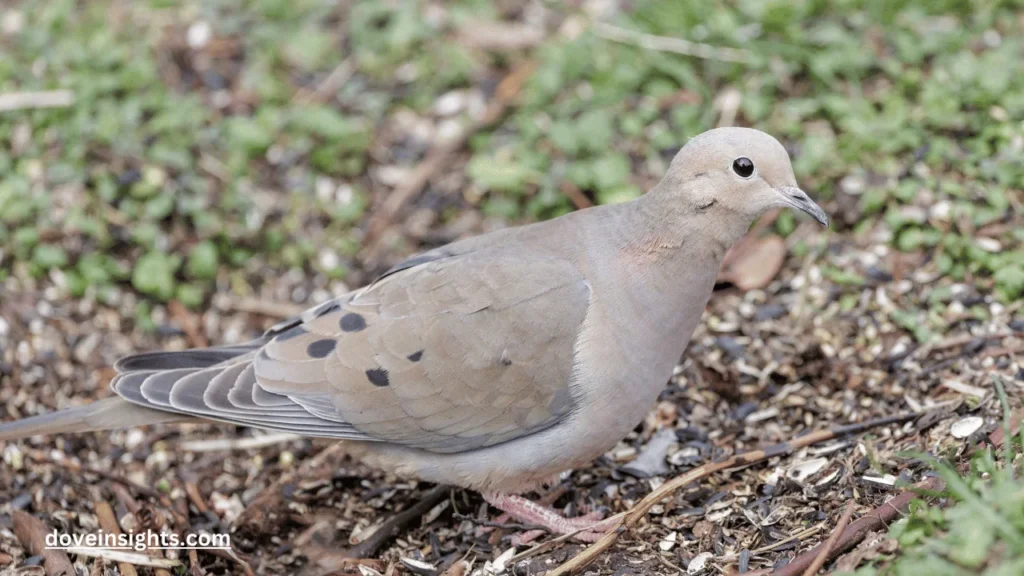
[0,127,827,540]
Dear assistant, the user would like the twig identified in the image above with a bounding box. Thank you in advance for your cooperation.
[12,511,77,576]
[547,411,919,575]
[922,331,1013,357]
[183,481,210,514]
[362,59,536,254]
[94,500,139,576]
[774,477,945,576]
[59,548,181,569]
[560,182,593,210]
[178,432,301,452]
[0,90,74,112]
[346,485,450,558]
[507,515,625,564]
[978,344,1024,359]
[593,22,756,64]
[168,300,208,348]
[719,523,824,562]
[800,500,855,576]
[292,58,355,104]
[109,484,175,576]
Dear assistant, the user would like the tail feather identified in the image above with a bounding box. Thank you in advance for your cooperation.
[0,397,194,442]
[0,330,367,441]
[113,341,261,372]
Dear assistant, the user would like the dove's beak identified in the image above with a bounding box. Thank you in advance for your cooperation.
[777,186,829,227]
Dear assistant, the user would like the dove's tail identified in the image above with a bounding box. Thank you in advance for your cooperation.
[0,330,368,441]
[0,343,261,442]
[0,397,195,441]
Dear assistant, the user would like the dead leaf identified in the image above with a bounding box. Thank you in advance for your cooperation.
[718,235,787,290]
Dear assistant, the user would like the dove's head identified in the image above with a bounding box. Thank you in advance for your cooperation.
[661,127,828,231]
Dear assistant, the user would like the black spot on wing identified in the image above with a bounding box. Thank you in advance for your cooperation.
[340,313,367,332]
[365,368,390,387]
[275,325,307,341]
[307,339,337,358]
[406,350,423,362]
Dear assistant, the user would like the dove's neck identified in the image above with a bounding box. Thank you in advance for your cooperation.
[622,180,754,259]
[567,186,754,440]
[590,181,754,345]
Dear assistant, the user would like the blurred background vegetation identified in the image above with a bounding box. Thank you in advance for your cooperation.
[2,0,1023,313]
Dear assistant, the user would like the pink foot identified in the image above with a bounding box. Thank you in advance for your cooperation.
[483,493,619,543]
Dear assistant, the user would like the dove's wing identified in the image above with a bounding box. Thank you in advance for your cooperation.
[109,249,590,453]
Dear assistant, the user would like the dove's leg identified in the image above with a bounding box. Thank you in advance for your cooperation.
[483,493,618,543]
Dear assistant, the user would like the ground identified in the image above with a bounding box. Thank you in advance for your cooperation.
[1,1,1023,575]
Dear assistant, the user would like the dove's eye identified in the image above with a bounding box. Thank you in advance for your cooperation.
[732,157,755,178]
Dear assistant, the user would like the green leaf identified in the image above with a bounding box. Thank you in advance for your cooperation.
[132,251,178,301]
[32,244,68,269]
[466,155,538,193]
[185,241,220,280]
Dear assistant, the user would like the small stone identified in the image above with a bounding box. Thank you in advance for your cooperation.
[187,21,212,49]
[862,474,897,487]
[659,531,678,551]
[840,174,865,195]
[687,552,713,574]
[930,200,951,221]
[950,416,984,439]
[433,90,466,116]
[976,238,1002,253]
[787,457,828,482]
[1,10,24,35]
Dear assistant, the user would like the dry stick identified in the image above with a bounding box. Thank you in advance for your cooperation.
[59,548,179,569]
[800,500,856,576]
[110,484,175,576]
[560,182,593,211]
[168,300,208,348]
[362,59,536,254]
[922,330,1014,357]
[178,432,301,452]
[347,484,451,558]
[183,481,210,515]
[94,500,139,576]
[176,483,209,576]
[547,412,919,576]
[174,476,253,576]
[978,344,1024,359]
[292,58,355,104]
[774,476,945,576]
[11,510,77,576]
[718,523,825,562]
[593,22,757,64]
[0,90,74,112]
